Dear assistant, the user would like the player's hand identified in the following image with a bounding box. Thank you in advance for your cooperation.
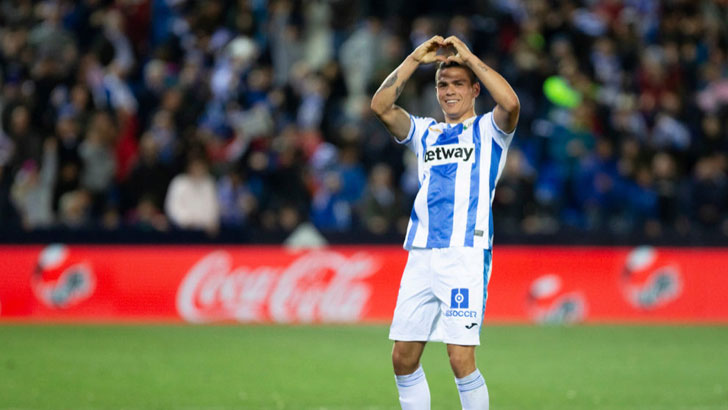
[442,36,475,65]
[410,36,447,64]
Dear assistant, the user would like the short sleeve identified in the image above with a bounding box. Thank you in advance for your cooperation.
[485,111,516,148]
[395,115,437,154]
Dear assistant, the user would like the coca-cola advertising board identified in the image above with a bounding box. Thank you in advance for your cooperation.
[1,245,727,323]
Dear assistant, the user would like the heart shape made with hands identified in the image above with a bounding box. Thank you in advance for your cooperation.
[435,44,458,58]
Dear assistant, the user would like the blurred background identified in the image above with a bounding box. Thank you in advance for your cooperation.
[1,0,726,245]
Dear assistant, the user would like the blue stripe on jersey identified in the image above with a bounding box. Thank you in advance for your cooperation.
[480,249,492,326]
[404,121,434,247]
[418,119,436,182]
[420,120,436,153]
[464,116,483,247]
[426,124,463,248]
[405,207,418,249]
[426,163,456,247]
[487,140,504,245]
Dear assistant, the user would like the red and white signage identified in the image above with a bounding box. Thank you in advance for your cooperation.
[1,245,727,323]
[176,250,383,323]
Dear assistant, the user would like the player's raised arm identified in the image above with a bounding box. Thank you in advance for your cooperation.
[443,36,520,133]
[371,36,446,141]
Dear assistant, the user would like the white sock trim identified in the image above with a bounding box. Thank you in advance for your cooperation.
[395,365,426,388]
[455,369,485,393]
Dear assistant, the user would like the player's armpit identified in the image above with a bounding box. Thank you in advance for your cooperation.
[373,105,412,142]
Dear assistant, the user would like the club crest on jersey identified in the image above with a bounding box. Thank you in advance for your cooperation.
[423,143,475,166]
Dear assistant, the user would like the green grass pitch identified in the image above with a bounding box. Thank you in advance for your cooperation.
[1,324,727,409]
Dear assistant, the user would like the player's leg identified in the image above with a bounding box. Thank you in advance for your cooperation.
[447,344,477,377]
[392,340,426,375]
[447,344,489,410]
[389,249,437,410]
[431,247,492,410]
[392,341,430,409]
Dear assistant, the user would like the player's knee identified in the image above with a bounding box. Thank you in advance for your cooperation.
[392,346,420,374]
[447,347,476,377]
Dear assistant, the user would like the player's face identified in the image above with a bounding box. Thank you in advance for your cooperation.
[436,67,480,123]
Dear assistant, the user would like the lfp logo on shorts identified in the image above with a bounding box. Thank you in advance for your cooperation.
[445,288,477,318]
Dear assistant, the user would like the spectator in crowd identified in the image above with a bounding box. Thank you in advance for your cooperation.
[10,138,57,230]
[164,154,220,235]
[127,194,169,233]
[123,132,173,216]
[78,117,117,215]
[690,154,728,229]
[311,169,352,232]
[57,189,92,229]
[0,163,18,229]
[217,166,257,229]
[5,105,42,171]
[492,148,536,234]
[358,163,405,235]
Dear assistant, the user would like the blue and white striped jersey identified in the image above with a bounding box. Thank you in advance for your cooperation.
[396,111,515,250]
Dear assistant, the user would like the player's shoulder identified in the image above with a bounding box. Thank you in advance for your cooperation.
[409,115,439,134]
[480,110,516,147]
[476,111,494,126]
[480,110,514,135]
[410,114,438,125]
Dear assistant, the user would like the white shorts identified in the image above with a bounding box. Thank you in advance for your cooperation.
[389,247,493,346]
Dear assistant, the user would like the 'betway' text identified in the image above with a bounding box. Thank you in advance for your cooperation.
[424,143,475,166]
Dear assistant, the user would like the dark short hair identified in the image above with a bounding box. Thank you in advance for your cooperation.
[435,61,477,84]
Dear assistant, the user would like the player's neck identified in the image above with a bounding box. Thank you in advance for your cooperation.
[444,110,477,125]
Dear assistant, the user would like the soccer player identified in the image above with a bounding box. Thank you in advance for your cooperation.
[370,35,520,410]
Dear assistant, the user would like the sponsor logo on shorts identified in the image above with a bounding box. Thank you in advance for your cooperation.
[450,288,469,309]
[447,288,478,318]
[465,323,478,329]
[444,309,478,318]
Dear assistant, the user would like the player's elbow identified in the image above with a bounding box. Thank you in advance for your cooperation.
[370,98,386,117]
[501,94,520,115]
[370,94,394,118]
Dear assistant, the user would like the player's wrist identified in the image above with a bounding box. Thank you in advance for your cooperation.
[406,53,423,64]
[460,53,476,67]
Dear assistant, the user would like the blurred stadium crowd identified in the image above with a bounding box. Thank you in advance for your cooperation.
[0,0,727,242]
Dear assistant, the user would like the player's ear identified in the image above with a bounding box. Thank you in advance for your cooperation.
[472,81,480,98]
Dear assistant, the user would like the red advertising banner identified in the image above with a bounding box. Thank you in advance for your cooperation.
[1,245,727,323]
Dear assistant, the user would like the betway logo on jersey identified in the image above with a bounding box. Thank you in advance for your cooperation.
[424,143,475,166]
